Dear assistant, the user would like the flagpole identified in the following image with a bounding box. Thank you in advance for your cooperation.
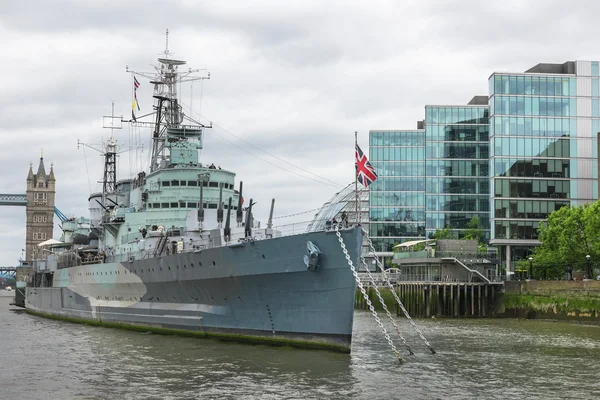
[355,130,359,227]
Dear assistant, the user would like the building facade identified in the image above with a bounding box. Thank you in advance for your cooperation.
[489,61,599,276]
[424,99,491,241]
[368,130,426,253]
[25,157,55,262]
[367,60,599,279]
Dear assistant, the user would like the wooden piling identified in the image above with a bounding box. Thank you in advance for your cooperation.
[471,283,475,317]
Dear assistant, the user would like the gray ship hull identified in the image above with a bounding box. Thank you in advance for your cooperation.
[26,228,361,352]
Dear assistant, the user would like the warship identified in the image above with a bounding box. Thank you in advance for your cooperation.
[25,39,362,352]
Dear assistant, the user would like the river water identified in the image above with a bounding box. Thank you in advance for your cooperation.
[1,291,599,399]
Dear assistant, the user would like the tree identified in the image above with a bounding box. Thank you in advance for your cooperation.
[532,201,599,278]
[413,242,426,251]
[462,216,484,243]
[429,227,456,240]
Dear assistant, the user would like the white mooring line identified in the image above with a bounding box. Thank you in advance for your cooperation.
[334,226,436,361]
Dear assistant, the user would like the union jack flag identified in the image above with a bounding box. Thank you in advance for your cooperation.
[355,144,377,187]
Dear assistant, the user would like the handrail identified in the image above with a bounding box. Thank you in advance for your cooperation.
[451,258,491,283]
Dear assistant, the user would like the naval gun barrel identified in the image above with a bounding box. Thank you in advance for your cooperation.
[244,198,253,238]
[267,198,275,229]
[198,178,205,222]
[224,197,232,242]
[236,181,243,224]
[217,184,224,224]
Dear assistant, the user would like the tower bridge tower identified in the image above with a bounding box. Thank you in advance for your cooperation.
[25,155,55,261]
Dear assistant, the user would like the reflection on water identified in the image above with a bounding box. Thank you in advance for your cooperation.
[1,292,599,399]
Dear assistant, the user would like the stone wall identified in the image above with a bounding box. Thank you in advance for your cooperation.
[503,280,600,322]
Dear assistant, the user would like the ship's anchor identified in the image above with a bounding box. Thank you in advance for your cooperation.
[304,241,322,272]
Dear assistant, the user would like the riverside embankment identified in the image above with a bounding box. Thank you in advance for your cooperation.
[503,280,600,322]
[356,280,600,323]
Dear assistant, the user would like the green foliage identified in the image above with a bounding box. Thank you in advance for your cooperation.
[413,242,426,251]
[462,216,485,243]
[504,293,600,314]
[429,227,456,240]
[533,201,600,276]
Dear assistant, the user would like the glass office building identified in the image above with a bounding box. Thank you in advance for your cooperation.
[367,61,599,278]
[424,100,491,240]
[489,61,599,275]
[369,130,426,252]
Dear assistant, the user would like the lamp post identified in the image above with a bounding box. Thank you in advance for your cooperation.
[585,254,591,280]
[528,257,533,280]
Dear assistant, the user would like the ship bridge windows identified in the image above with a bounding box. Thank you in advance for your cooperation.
[148,202,238,210]
[158,179,235,188]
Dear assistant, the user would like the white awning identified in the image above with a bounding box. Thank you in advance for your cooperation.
[393,239,434,249]
[37,238,64,247]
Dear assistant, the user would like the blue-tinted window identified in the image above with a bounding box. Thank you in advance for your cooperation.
[570,78,577,96]
[517,76,525,95]
[509,76,517,94]
[494,76,502,95]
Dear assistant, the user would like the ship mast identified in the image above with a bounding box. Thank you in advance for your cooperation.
[128,29,211,173]
[102,102,118,194]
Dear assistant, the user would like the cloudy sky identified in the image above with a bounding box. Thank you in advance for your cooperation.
[0,0,599,266]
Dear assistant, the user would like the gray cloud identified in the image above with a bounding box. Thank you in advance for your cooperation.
[1,0,600,264]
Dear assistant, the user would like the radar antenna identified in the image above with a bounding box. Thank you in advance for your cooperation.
[78,103,126,196]
[126,30,212,172]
